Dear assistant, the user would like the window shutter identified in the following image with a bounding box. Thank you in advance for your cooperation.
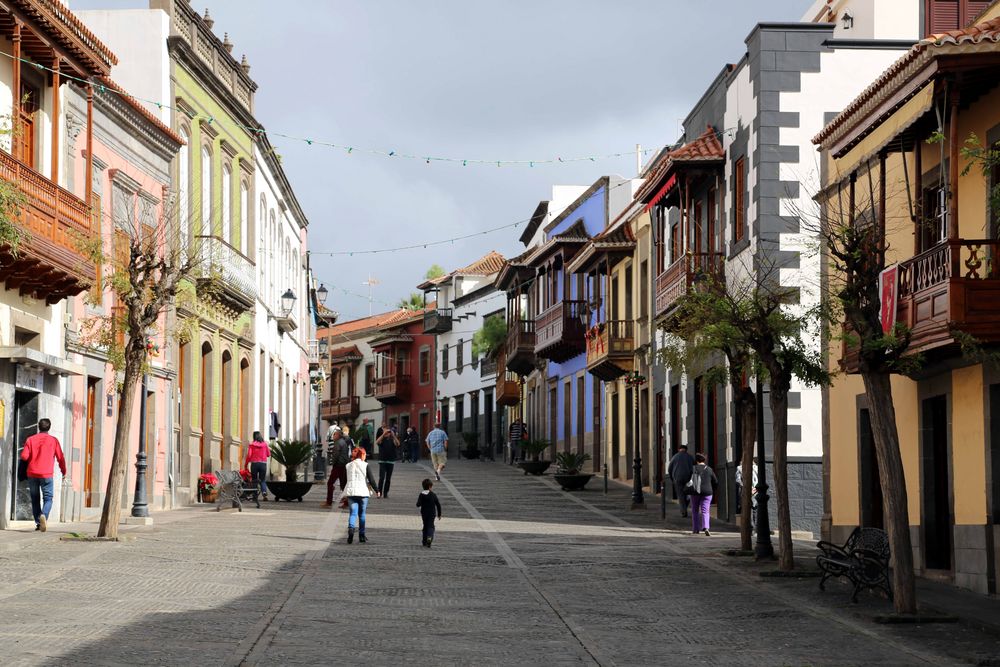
[927,0,960,34]
[965,1,990,24]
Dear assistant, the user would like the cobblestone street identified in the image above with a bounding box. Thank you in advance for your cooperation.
[0,460,997,666]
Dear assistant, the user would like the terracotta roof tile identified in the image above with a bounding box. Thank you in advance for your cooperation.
[321,308,418,337]
[814,15,1000,148]
[24,0,118,72]
[418,250,508,289]
[329,345,363,361]
[635,126,724,202]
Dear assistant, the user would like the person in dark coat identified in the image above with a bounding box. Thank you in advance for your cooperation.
[376,424,399,498]
[667,444,695,518]
[688,453,719,536]
[416,478,442,547]
[402,426,421,463]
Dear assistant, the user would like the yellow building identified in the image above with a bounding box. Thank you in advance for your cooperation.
[815,6,1000,594]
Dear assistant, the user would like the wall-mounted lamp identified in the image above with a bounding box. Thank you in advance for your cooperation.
[841,10,853,29]
[318,336,329,357]
[281,289,297,317]
[316,283,329,306]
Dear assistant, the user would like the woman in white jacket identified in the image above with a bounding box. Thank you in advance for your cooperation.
[344,446,379,544]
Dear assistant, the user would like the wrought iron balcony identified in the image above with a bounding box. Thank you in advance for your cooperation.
[320,396,360,421]
[535,300,586,362]
[504,318,536,376]
[423,308,453,334]
[480,356,498,378]
[655,252,725,320]
[0,149,94,303]
[586,319,635,381]
[195,235,257,311]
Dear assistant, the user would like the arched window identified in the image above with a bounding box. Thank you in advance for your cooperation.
[292,250,299,319]
[221,163,231,243]
[259,194,267,288]
[201,145,212,235]
[269,211,276,306]
[178,126,190,246]
[240,181,249,256]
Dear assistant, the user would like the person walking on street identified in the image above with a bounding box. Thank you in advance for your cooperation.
[19,418,66,532]
[322,427,350,508]
[403,426,420,463]
[244,431,271,501]
[416,478,442,548]
[667,444,695,518]
[508,420,526,465]
[426,423,448,481]
[375,423,399,498]
[688,453,719,536]
[343,447,379,544]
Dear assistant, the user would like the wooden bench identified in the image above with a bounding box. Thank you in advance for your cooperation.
[214,470,261,512]
[816,527,892,602]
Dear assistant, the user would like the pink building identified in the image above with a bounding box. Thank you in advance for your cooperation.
[62,77,184,519]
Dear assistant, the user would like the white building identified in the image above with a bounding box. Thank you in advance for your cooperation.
[421,252,506,455]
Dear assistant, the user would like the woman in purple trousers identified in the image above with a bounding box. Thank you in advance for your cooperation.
[688,453,719,537]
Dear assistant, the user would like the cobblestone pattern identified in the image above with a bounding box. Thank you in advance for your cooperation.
[0,460,996,666]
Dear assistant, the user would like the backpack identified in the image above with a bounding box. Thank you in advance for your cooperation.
[686,467,707,495]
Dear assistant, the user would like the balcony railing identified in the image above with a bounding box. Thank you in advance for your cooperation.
[480,356,498,378]
[505,318,536,376]
[320,395,360,421]
[307,339,320,365]
[535,300,587,362]
[423,308,453,334]
[0,149,94,301]
[374,373,411,403]
[195,235,257,310]
[586,319,635,381]
[655,252,725,318]
[496,369,520,407]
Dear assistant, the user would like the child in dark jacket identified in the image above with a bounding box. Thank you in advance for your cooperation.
[416,478,442,547]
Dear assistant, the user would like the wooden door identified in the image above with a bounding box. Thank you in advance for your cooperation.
[84,379,97,507]
[17,83,38,168]
[591,379,601,472]
[145,388,155,498]
[921,395,952,571]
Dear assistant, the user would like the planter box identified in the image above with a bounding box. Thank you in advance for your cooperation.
[267,481,315,502]
[553,473,594,491]
[200,490,218,504]
[518,460,552,476]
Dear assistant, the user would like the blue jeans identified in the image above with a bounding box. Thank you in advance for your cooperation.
[28,477,54,525]
[250,462,268,496]
[348,496,369,533]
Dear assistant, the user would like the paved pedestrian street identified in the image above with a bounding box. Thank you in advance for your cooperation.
[0,460,997,666]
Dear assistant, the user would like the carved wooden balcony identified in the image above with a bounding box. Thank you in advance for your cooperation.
[0,150,95,304]
[496,370,520,407]
[374,373,411,404]
[586,320,635,381]
[320,396,360,421]
[504,318,536,376]
[841,240,1000,373]
[655,252,725,321]
[423,308,452,334]
[534,300,586,362]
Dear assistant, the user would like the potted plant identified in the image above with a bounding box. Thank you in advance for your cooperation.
[518,439,552,476]
[461,432,481,460]
[553,452,594,491]
[267,440,315,502]
[198,473,219,503]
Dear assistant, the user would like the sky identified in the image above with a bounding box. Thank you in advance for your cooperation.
[69,0,810,321]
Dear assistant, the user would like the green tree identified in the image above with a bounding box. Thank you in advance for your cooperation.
[398,292,426,311]
[425,264,446,280]
[472,314,506,358]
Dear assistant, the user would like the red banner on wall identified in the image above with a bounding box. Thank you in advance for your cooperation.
[879,265,899,334]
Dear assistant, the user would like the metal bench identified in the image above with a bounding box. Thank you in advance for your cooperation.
[214,470,261,512]
[816,526,892,602]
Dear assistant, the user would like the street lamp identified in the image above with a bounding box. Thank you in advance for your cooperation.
[755,374,774,559]
[132,332,160,519]
[316,283,329,306]
[624,370,647,508]
[280,289,297,317]
[318,336,329,357]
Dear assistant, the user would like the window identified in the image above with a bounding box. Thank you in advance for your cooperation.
[640,260,648,319]
[919,185,948,252]
[455,395,464,432]
[178,127,190,246]
[925,1,990,35]
[624,266,633,321]
[419,347,430,384]
[655,206,667,273]
[456,338,464,372]
[693,200,703,254]
[670,221,680,264]
[364,364,375,396]
[331,369,340,399]
[240,182,249,256]
[222,163,231,243]
[733,156,746,243]
[707,187,717,253]
[201,145,212,234]
[441,344,449,376]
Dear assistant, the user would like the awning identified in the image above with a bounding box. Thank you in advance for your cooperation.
[644,174,677,211]
[0,346,85,377]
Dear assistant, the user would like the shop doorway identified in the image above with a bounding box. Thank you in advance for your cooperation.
[921,395,951,571]
[9,391,39,521]
[858,408,884,529]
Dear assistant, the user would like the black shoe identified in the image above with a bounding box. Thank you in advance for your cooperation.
[703,529,711,537]
[681,512,688,518]
[347,528,354,544]
[426,537,432,548]
[435,471,440,481]
[359,533,367,544]
[34,524,40,531]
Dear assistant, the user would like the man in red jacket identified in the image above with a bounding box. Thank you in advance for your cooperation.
[19,418,66,532]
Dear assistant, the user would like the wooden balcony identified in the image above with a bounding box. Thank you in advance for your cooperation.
[496,370,520,407]
[841,240,1000,373]
[0,150,95,303]
[586,320,635,381]
[320,396,360,422]
[534,300,586,362]
[655,252,725,321]
[374,373,411,404]
[423,308,452,334]
[505,318,536,376]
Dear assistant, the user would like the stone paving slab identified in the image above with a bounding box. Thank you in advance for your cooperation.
[0,460,996,666]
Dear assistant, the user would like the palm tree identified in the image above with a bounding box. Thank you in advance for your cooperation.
[398,292,425,311]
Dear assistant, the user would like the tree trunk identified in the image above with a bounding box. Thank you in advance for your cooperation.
[734,383,756,552]
[97,343,145,538]
[769,380,794,571]
[861,370,917,614]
